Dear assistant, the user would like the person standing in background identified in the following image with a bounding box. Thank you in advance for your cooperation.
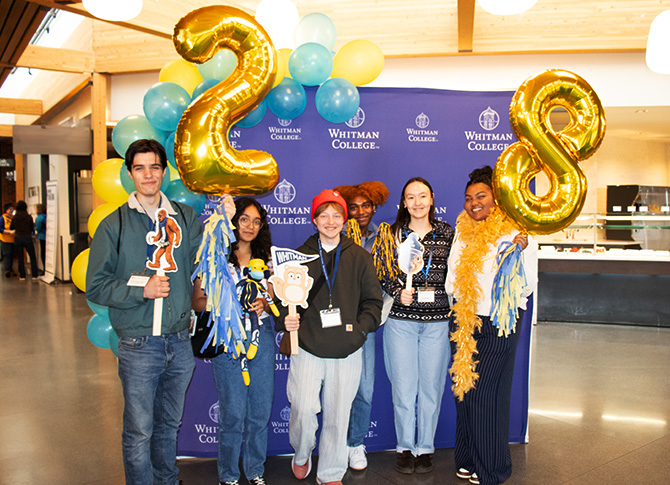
[35,204,47,275]
[10,200,38,281]
[0,202,15,278]
[333,181,390,471]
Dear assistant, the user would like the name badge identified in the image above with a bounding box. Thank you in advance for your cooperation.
[417,287,435,303]
[127,274,151,287]
[320,307,342,328]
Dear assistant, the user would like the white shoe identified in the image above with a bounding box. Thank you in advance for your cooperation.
[348,444,367,471]
[469,473,480,484]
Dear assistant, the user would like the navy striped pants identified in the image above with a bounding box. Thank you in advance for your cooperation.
[449,310,524,485]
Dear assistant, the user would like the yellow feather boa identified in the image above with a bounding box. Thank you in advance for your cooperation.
[449,206,518,401]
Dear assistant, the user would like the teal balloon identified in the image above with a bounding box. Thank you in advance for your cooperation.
[87,314,113,349]
[196,49,237,81]
[289,43,333,86]
[267,78,307,120]
[143,82,191,133]
[165,178,206,215]
[165,131,177,168]
[294,13,337,51]
[315,78,360,123]
[120,163,170,193]
[109,330,120,357]
[112,115,163,157]
[192,78,220,100]
[87,299,109,317]
[234,100,267,128]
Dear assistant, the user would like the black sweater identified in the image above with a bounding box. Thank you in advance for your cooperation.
[275,234,382,359]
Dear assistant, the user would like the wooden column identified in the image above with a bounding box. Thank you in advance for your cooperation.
[91,72,109,209]
[15,153,25,201]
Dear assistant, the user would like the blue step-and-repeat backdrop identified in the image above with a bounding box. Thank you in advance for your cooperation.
[177,86,533,457]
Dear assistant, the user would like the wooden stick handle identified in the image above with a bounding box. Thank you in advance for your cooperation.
[405,272,413,291]
[152,268,165,336]
[288,304,299,355]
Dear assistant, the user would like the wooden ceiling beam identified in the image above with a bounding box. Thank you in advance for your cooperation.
[0,125,13,137]
[15,45,94,73]
[0,97,43,115]
[457,0,475,53]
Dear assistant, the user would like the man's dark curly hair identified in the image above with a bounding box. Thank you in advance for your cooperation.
[229,197,273,269]
[466,165,493,191]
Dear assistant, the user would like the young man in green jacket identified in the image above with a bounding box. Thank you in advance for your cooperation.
[86,139,202,485]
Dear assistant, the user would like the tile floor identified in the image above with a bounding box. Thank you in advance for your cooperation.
[0,276,668,484]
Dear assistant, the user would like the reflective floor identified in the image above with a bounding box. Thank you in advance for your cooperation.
[0,276,668,484]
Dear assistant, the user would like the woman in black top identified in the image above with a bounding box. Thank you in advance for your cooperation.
[10,200,38,280]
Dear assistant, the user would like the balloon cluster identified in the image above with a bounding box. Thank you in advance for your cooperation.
[265,13,384,123]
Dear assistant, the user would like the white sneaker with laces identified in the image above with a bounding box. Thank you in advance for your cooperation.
[348,444,368,470]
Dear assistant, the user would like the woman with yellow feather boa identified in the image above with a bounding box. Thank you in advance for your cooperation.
[445,166,537,485]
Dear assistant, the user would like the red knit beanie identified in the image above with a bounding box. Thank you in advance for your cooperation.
[311,189,348,222]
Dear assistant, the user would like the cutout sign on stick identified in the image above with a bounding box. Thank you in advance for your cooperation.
[269,247,319,355]
[397,232,424,292]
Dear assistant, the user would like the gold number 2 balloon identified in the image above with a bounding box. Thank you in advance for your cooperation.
[492,69,606,234]
[173,6,279,195]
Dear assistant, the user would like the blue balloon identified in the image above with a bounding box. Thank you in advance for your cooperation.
[315,78,360,123]
[196,49,237,81]
[234,100,267,128]
[87,314,113,349]
[120,163,170,194]
[164,178,206,215]
[143,82,191,133]
[112,115,163,157]
[165,131,177,168]
[294,13,337,51]
[87,300,109,317]
[289,43,333,86]
[109,330,120,357]
[192,78,221,100]
[266,78,307,120]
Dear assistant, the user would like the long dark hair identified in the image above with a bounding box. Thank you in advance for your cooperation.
[391,177,437,235]
[465,165,493,191]
[229,197,272,268]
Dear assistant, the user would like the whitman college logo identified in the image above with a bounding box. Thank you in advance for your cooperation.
[192,400,220,444]
[268,118,302,140]
[345,107,365,128]
[271,405,291,435]
[464,106,513,152]
[273,179,296,204]
[478,107,500,131]
[329,108,380,150]
[406,112,439,143]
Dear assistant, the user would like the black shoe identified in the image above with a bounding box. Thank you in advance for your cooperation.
[395,450,415,474]
[5,271,10,278]
[415,453,433,473]
[249,477,267,485]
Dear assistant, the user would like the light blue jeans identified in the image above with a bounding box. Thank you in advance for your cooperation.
[383,317,450,456]
[211,319,275,482]
[347,332,376,447]
[117,328,195,485]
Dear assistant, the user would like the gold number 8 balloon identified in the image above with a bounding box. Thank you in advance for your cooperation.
[492,69,606,234]
[173,6,279,195]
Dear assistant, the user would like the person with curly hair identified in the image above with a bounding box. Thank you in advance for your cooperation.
[445,166,537,485]
[192,197,275,485]
[332,181,390,471]
[381,177,454,475]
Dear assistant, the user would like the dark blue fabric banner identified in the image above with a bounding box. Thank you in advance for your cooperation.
[177,86,530,458]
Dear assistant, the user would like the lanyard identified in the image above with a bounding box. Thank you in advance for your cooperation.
[404,228,435,282]
[317,238,341,309]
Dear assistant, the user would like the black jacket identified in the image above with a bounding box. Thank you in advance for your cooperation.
[275,234,382,358]
[10,210,34,238]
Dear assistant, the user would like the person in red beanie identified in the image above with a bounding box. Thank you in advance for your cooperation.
[275,189,382,485]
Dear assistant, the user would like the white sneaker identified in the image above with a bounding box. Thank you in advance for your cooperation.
[348,444,367,471]
[469,473,480,484]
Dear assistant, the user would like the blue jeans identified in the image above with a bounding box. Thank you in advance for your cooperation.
[117,328,195,485]
[383,317,450,455]
[212,319,275,482]
[347,332,376,447]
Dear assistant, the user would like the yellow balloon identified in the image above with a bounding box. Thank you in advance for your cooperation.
[88,202,122,238]
[159,59,203,97]
[72,248,90,292]
[492,69,606,235]
[331,39,384,86]
[92,158,128,204]
[277,48,292,84]
[173,6,279,195]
